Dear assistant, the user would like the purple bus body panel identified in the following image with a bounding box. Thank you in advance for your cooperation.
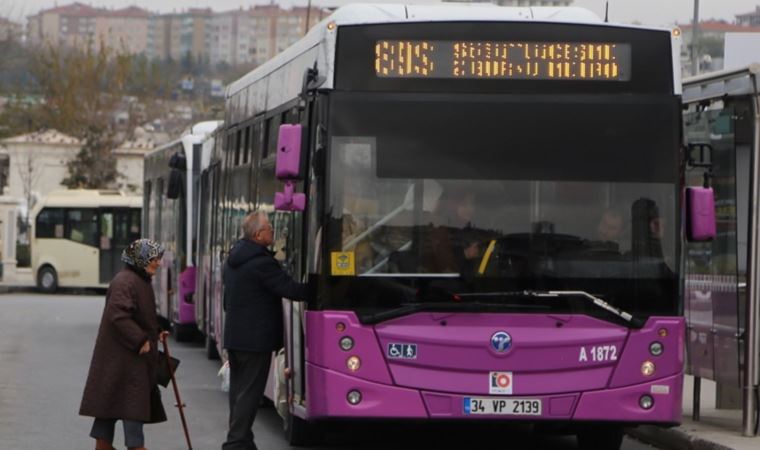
[389,364,613,395]
[275,124,302,179]
[687,187,717,241]
[574,373,683,422]
[304,311,683,423]
[307,364,428,418]
[306,312,393,384]
[177,266,196,324]
[609,318,684,388]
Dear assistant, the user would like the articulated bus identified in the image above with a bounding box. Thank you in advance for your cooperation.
[143,121,221,341]
[31,189,141,292]
[197,4,715,448]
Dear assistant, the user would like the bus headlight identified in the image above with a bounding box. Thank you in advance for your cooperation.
[641,361,656,376]
[346,356,361,372]
[639,395,654,410]
[649,342,664,356]
[347,390,362,405]
[339,336,355,351]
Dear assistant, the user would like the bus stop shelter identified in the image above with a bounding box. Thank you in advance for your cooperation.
[682,64,760,436]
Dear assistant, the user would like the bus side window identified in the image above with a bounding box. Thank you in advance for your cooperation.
[36,208,64,238]
[66,208,99,247]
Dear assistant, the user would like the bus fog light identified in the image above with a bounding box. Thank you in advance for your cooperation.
[639,395,654,410]
[347,390,362,405]
[649,341,664,356]
[658,328,668,337]
[336,322,346,332]
[641,360,656,376]
[346,356,361,371]
[339,336,355,351]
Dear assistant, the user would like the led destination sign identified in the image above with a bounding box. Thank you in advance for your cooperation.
[374,40,631,81]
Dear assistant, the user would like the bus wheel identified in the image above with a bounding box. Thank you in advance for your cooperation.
[37,266,58,294]
[284,410,320,446]
[205,334,220,360]
[173,323,195,342]
[577,425,624,450]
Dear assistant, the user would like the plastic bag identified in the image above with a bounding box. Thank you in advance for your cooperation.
[273,348,288,419]
[218,360,230,393]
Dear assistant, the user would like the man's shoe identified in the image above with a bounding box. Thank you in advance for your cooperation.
[94,439,116,450]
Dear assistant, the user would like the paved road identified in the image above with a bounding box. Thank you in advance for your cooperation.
[0,293,660,450]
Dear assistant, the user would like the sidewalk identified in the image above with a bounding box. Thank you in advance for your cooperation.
[628,375,759,449]
[0,267,36,293]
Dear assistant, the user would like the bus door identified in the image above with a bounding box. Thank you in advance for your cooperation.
[100,208,141,283]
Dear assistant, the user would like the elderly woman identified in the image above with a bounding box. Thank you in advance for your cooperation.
[79,239,168,450]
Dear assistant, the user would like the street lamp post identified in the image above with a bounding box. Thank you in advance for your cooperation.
[691,0,700,76]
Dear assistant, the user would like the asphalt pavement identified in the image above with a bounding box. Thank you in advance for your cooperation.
[0,293,659,450]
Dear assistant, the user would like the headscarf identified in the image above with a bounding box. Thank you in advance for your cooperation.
[121,238,164,270]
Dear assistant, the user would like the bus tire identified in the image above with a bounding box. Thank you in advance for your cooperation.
[577,425,624,450]
[284,410,320,446]
[205,334,220,360]
[37,266,58,294]
[173,323,195,342]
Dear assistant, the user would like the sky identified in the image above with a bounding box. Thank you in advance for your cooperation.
[1,0,757,27]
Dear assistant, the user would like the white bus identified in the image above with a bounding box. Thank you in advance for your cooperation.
[31,189,142,292]
[143,121,222,341]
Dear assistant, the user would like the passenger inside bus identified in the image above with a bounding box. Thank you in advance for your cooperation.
[421,189,485,274]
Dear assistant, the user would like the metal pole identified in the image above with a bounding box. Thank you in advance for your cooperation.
[693,376,701,421]
[304,0,312,37]
[691,0,700,76]
[744,68,760,436]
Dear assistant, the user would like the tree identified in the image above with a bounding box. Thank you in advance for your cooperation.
[32,43,131,189]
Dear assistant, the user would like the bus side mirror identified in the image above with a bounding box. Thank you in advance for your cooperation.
[275,124,306,212]
[685,187,716,242]
[275,124,303,179]
[275,181,306,211]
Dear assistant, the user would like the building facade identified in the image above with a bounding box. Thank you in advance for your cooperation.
[26,2,151,54]
[736,6,760,27]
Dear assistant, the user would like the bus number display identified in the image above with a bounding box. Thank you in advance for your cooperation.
[375,40,631,81]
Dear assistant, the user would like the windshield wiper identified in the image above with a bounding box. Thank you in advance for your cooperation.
[540,290,644,328]
[456,290,644,328]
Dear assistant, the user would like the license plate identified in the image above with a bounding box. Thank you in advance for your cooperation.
[463,397,542,416]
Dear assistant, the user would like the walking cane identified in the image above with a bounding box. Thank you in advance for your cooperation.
[160,334,193,450]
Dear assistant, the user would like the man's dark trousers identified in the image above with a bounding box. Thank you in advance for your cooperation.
[222,350,273,450]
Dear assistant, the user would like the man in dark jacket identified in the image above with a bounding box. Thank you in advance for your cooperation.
[222,211,308,450]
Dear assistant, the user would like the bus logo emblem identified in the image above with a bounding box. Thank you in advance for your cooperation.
[490,331,512,353]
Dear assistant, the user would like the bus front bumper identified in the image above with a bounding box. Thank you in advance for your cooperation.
[306,363,683,423]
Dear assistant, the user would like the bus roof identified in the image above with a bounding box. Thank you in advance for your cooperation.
[227,3,670,97]
[33,190,142,213]
[146,120,222,158]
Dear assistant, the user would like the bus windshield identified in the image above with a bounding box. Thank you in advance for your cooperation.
[323,92,680,321]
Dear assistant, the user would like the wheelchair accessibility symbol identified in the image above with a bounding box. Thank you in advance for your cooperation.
[387,343,417,360]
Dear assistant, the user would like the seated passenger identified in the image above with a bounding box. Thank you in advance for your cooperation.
[423,190,484,274]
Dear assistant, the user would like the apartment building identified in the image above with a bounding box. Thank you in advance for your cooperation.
[736,6,760,27]
[27,2,151,54]
[208,5,328,67]
[147,8,211,62]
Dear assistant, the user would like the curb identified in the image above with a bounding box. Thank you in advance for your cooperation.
[627,425,735,450]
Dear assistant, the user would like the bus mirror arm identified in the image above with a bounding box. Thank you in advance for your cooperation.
[300,63,325,103]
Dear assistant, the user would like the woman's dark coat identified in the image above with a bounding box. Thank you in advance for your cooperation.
[79,267,166,423]
[223,239,308,352]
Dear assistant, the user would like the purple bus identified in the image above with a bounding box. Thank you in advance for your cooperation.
[143,121,221,341]
[199,4,716,449]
